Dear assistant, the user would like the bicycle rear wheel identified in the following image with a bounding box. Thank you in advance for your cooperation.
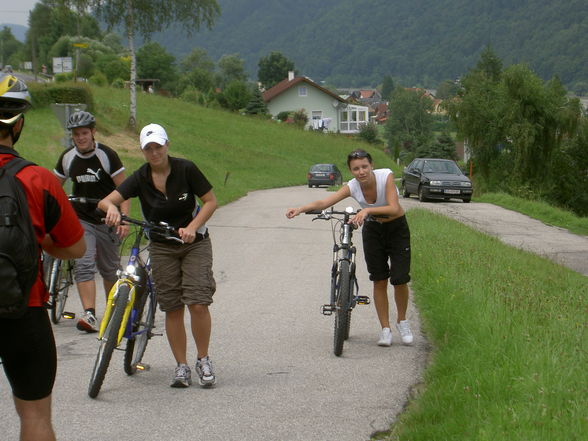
[333,260,351,356]
[88,284,129,398]
[50,260,72,324]
[124,289,156,375]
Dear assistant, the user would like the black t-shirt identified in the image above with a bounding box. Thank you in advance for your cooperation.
[54,142,124,224]
[117,156,212,242]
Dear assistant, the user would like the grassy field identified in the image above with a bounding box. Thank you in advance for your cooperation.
[17,85,588,440]
[375,209,587,441]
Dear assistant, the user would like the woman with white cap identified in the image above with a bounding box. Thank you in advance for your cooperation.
[99,123,218,388]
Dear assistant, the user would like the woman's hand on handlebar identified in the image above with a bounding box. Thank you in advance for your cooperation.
[178,225,198,244]
[116,223,130,239]
[350,209,368,227]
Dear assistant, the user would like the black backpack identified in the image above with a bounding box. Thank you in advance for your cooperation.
[0,156,39,318]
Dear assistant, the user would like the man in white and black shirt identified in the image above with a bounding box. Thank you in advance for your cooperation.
[53,111,130,332]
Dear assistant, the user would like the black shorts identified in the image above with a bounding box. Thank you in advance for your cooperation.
[0,307,57,400]
[362,215,411,285]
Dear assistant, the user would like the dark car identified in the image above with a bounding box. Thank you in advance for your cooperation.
[401,158,473,202]
[307,164,343,187]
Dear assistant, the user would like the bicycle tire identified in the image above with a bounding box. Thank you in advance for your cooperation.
[124,289,156,375]
[51,260,71,324]
[343,274,355,341]
[333,260,351,356]
[88,284,129,398]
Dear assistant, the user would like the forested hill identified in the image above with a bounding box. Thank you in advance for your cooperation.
[152,0,588,89]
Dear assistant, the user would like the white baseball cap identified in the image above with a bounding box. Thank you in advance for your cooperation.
[140,123,168,149]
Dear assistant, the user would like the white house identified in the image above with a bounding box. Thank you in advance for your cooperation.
[262,72,369,134]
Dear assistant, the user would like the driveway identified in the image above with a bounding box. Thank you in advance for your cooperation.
[1,187,584,441]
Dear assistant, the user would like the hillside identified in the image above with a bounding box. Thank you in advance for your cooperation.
[151,0,588,89]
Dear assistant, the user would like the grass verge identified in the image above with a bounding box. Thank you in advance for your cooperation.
[477,192,588,236]
[375,209,587,441]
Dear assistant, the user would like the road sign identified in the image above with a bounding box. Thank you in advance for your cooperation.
[73,43,89,48]
[53,57,73,73]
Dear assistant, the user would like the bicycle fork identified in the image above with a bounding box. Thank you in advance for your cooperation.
[98,279,136,345]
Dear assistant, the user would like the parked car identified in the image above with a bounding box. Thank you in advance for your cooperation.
[307,163,342,187]
[401,158,473,202]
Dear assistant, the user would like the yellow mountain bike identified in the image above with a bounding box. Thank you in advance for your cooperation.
[88,215,181,398]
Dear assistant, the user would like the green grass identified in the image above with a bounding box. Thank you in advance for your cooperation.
[477,192,588,237]
[375,209,587,441]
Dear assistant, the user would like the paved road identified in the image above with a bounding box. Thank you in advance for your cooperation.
[0,186,427,441]
[400,196,588,277]
[1,187,585,441]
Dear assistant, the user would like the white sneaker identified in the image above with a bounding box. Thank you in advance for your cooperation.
[396,320,414,345]
[195,356,216,387]
[377,327,393,346]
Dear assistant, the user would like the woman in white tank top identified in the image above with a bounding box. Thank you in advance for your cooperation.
[286,149,414,347]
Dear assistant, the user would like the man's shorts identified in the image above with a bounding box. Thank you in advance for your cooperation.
[74,220,121,283]
[0,308,57,400]
[149,236,216,312]
[362,215,411,285]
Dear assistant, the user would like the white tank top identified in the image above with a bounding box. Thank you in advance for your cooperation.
[347,168,395,208]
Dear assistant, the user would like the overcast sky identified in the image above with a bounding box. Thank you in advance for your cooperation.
[0,0,38,27]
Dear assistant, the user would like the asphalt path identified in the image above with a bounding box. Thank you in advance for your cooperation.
[0,186,427,441]
[2,186,585,441]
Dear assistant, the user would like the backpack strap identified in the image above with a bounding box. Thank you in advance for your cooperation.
[1,156,36,177]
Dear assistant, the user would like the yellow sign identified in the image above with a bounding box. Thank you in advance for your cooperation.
[73,43,89,48]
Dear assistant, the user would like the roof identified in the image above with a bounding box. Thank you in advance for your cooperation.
[262,76,347,103]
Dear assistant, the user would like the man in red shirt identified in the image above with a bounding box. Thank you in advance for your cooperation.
[0,74,86,441]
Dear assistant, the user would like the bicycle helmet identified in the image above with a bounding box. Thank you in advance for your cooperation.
[66,110,96,130]
[0,73,32,126]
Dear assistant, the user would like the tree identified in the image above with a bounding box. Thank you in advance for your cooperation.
[244,88,268,115]
[179,48,214,73]
[381,75,395,100]
[257,51,295,89]
[62,0,220,128]
[0,27,24,68]
[385,86,434,160]
[216,80,252,111]
[136,42,177,89]
[217,53,247,87]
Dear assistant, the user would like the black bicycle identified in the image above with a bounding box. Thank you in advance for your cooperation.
[307,207,371,356]
[88,214,181,398]
[43,196,102,324]
[43,254,75,324]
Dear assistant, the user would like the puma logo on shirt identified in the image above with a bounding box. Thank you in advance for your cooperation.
[76,168,101,183]
[179,193,188,201]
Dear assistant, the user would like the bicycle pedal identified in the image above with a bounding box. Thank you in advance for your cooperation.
[356,296,371,305]
[152,332,164,337]
[136,363,151,371]
[62,311,76,319]
[321,304,334,315]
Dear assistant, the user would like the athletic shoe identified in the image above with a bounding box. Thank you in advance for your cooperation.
[396,320,414,345]
[377,327,393,346]
[195,356,216,387]
[76,311,98,333]
[171,364,192,388]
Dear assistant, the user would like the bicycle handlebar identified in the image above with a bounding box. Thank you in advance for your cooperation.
[68,196,101,204]
[120,214,183,243]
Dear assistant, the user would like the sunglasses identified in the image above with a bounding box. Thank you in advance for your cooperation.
[348,150,371,160]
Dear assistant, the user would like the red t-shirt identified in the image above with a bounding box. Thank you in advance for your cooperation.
[0,149,84,306]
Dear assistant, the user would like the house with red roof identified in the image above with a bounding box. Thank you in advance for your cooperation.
[262,72,369,133]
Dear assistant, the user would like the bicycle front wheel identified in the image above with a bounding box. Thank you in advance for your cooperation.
[124,289,156,375]
[88,284,130,398]
[334,260,352,356]
[51,260,72,324]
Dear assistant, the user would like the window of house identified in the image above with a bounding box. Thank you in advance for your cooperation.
[299,86,307,97]
[311,110,322,120]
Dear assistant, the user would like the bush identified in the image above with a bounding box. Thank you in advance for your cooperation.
[54,73,74,83]
[89,72,108,87]
[358,122,380,144]
[276,111,291,122]
[28,82,95,112]
[180,87,205,105]
[292,109,308,128]
[111,78,125,88]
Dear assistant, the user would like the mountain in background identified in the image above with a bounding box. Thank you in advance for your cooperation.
[1,24,27,43]
[150,0,587,89]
